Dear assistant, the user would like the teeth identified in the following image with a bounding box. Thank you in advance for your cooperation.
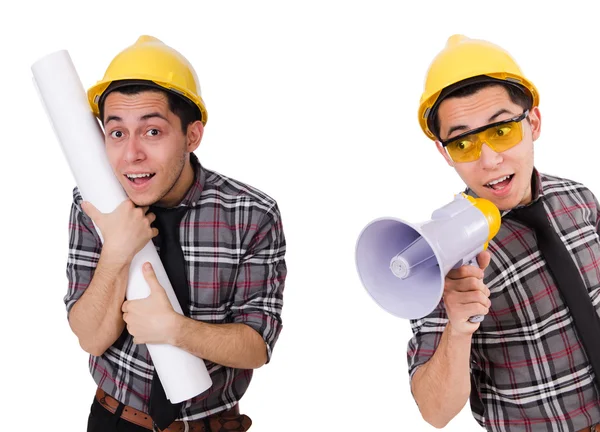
[126,173,152,179]
[487,175,511,187]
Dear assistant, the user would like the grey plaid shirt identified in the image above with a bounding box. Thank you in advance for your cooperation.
[408,169,600,431]
[64,153,287,420]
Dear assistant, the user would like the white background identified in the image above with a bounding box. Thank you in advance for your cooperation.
[2,1,599,430]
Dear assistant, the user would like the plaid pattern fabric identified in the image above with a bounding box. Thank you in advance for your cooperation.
[407,169,600,431]
[64,152,286,420]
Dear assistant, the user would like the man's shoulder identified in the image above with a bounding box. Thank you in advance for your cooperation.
[201,167,279,214]
[540,171,583,187]
[539,171,596,197]
[72,186,84,207]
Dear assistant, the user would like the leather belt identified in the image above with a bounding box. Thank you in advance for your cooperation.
[578,425,600,432]
[96,387,251,431]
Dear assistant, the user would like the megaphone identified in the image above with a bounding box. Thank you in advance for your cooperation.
[355,193,500,322]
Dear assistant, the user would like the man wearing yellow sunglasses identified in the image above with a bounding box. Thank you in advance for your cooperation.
[406,35,600,432]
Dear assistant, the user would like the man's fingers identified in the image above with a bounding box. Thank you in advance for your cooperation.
[463,302,490,320]
[446,277,490,300]
[447,264,484,280]
[476,250,491,270]
[458,290,491,308]
[446,250,492,280]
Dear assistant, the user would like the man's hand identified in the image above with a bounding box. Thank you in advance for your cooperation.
[121,262,181,345]
[81,199,158,264]
[443,250,492,336]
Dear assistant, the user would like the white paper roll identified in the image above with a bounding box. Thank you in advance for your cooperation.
[32,50,212,403]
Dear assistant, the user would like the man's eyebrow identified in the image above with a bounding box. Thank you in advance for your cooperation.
[444,108,516,139]
[446,123,469,138]
[105,115,122,124]
[488,108,512,122]
[140,112,168,122]
[105,113,168,124]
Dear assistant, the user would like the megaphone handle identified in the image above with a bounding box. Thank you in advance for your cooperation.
[466,257,485,323]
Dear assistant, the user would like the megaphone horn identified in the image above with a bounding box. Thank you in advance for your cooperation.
[355,193,500,321]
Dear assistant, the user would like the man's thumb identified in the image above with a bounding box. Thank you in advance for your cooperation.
[143,262,163,294]
[477,250,491,270]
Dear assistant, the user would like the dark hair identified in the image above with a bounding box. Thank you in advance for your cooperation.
[98,83,201,134]
[431,80,532,139]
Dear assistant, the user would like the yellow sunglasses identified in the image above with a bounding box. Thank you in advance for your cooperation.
[440,110,529,163]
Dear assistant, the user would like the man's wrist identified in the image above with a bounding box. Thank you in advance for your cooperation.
[168,313,195,347]
[446,321,475,341]
[99,245,132,270]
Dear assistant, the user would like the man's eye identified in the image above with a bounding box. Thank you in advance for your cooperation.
[453,139,474,152]
[146,129,160,137]
[110,130,123,138]
[495,126,512,137]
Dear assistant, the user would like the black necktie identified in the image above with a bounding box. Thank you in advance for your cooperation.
[148,206,189,430]
[507,198,600,390]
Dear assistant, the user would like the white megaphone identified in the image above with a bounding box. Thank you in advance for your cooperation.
[355,193,501,322]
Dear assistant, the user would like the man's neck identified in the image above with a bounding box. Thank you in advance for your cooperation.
[156,157,196,208]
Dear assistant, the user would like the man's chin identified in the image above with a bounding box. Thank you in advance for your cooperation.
[474,188,517,212]
[125,191,157,208]
[119,178,158,207]
[487,195,522,212]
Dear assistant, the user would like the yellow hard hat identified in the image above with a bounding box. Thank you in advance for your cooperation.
[88,35,208,125]
[418,34,539,140]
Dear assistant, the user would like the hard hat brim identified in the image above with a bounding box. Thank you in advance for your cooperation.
[96,79,202,122]
[88,78,208,125]
[424,75,535,140]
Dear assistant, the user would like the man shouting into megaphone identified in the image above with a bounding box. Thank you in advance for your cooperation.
[407,35,600,432]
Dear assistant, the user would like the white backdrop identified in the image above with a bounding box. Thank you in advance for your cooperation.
[2,1,600,431]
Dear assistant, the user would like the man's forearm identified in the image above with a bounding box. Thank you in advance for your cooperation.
[69,253,129,356]
[411,323,473,428]
[169,317,267,369]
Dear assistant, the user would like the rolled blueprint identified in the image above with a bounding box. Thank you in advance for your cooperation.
[32,50,212,403]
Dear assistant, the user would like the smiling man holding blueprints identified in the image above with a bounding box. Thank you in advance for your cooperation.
[61,36,287,432]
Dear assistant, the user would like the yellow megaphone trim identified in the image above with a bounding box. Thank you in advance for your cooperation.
[460,193,502,248]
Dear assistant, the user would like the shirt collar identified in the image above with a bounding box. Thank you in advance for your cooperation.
[463,168,544,218]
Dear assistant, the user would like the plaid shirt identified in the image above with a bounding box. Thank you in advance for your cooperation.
[64,152,286,420]
[407,169,600,431]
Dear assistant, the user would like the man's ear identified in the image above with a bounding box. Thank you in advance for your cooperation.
[186,120,204,152]
[435,141,454,167]
[528,106,542,141]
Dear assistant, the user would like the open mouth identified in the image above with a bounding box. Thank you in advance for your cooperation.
[484,174,514,191]
[125,173,156,185]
